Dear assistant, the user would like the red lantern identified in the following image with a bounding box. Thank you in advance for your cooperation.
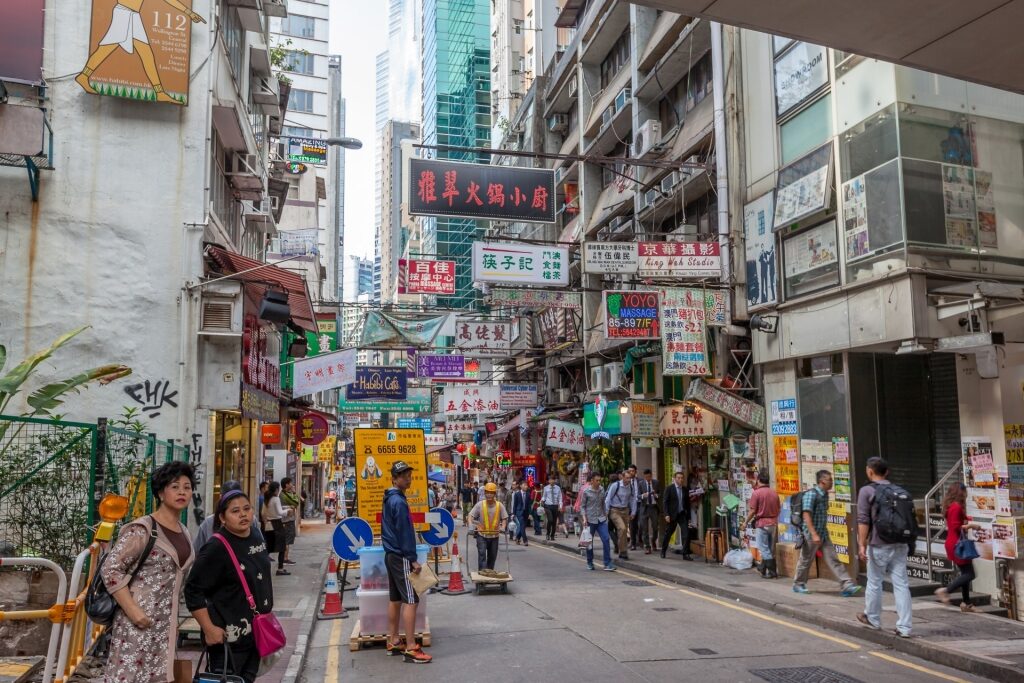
[468,443,477,456]
[463,457,470,470]
[456,443,467,453]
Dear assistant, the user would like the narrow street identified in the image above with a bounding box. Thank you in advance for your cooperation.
[300,540,985,683]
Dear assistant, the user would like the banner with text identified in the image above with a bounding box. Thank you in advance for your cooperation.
[472,242,569,286]
[409,158,556,223]
[293,348,357,398]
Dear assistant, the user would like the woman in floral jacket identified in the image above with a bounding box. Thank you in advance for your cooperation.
[102,461,196,683]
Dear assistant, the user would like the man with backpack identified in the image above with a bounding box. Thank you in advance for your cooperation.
[856,457,915,638]
[792,470,861,597]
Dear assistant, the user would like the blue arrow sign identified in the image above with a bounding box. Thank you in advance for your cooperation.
[421,507,455,547]
[332,517,373,562]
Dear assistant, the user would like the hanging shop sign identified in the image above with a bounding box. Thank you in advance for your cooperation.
[446,420,475,441]
[81,0,202,105]
[287,136,328,164]
[409,157,556,223]
[545,419,585,452]
[293,347,357,399]
[744,192,778,308]
[295,413,330,446]
[306,318,339,357]
[471,242,569,286]
[660,288,710,376]
[398,259,456,295]
[242,316,281,397]
[337,387,431,413]
[684,379,767,433]
[583,398,630,437]
[537,307,578,350]
[454,318,512,356]
[486,288,582,310]
[354,428,428,534]
[770,398,798,436]
[637,242,721,279]
[603,290,661,340]
[261,423,282,445]
[583,242,640,274]
[442,384,502,416]
[630,401,659,439]
[346,367,407,400]
[397,418,432,430]
[317,435,336,463]
[240,384,278,422]
[499,384,539,410]
[659,405,723,438]
[416,354,468,379]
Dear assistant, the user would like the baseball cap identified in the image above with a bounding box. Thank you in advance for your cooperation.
[391,461,415,476]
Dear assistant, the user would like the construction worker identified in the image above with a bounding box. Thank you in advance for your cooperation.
[469,482,508,573]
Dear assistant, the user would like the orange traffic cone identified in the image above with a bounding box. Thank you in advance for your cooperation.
[319,555,347,619]
[442,532,470,595]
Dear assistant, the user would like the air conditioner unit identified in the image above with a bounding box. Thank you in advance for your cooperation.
[199,281,244,336]
[229,153,259,176]
[638,191,652,212]
[604,362,625,391]
[590,365,604,392]
[645,189,659,207]
[667,224,699,241]
[548,113,568,132]
[600,106,614,129]
[614,87,632,112]
[569,76,578,97]
[555,387,573,404]
[660,172,678,194]
[633,119,662,159]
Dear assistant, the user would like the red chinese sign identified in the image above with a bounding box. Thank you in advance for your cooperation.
[398,259,456,295]
[637,242,722,278]
[545,419,585,453]
[242,315,281,397]
[409,158,556,223]
[295,413,330,446]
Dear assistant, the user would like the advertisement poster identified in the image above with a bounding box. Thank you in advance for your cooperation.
[774,144,832,229]
[660,288,708,375]
[442,385,502,416]
[354,429,428,534]
[1004,423,1024,515]
[826,502,851,564]
[82,0,201,105]
[398,259,456,295]
[630,401,659,439]
[603,290,661,340]
[975,169,998,249]
[842,175,871,260]
[993,519,1017,560]
[942,164,978,246]
[454,318,512,355]
[636,242,722,279]
[346,367,407,400]
[773,435,800,496]
[770,398,797,436]
[832,437,851,502]
[962,436,996,487]
[970,522,995,560]
[783,220,839,278]
[287,137,328,164]
[583,242,639,274]
[743,192,777,308]
[546,419,585,452]
[471,242,568,286]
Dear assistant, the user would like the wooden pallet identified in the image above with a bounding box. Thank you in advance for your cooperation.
[470,572,513,594]
[349,618,431,652]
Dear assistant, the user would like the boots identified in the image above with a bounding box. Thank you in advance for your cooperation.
[761,559,778,579]
[758,560,768,578]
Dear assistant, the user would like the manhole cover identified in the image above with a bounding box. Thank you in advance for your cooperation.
[622,580,654,587]
[750,667,864,683]
[653,607,677,612]
[690,648,717,655]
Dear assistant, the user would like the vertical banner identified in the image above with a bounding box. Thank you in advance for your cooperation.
[660,288,709,375]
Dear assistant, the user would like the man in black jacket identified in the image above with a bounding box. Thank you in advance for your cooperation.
[661,471,693,560]
[510,480,531,546]
[636,469,660,554]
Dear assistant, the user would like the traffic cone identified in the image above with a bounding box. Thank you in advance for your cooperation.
[319,555,347,619]
[442,532,470,595]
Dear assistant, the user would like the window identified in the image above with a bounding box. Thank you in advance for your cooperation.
[599,31,630,89]
[782,219,840,298]
[221,6,244,80]
[840,105,898,180]
[686,53,712,111]
[773,35,795,55]
[284,50,315,75]
[774,143,834,230]
[290,89,315,113]
[282,125,314,138]
[843,158,903,261]
[513,19,523,35]
[773,43,828,118]
[281,14,316,38]
[780,94,832,165]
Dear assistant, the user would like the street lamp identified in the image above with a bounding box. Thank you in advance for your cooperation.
[325,137,363,150]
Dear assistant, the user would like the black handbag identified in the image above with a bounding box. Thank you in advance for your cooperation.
[194,643,246,683]
[86,516,158,627]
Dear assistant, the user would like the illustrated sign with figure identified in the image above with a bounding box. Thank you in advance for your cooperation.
[744,192,777,307]
[78,0,205,105]
[354,428,428,534]
[409,158,556,223]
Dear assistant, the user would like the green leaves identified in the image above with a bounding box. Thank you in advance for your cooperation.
[0,327,89,408]
[26,365,133,414]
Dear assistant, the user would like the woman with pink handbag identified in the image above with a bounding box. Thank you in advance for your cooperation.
[186,490,284,682]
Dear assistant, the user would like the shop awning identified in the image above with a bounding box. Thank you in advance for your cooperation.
[488,413,522,439]
[205,245,317,331]
[529,407,580,424]
[684,378,766,432]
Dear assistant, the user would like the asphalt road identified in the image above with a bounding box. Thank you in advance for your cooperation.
[300,538,993,683]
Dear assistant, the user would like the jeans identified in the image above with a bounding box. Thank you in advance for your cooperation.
[544,505,560,539]
[531,507,542,534]
[513,512,528,543]
[755,525,776,561]
[608,507,631,555]
[586,520,612,567]
[946,561,976,603]
[864,543,912,635]
[794,532,853,589]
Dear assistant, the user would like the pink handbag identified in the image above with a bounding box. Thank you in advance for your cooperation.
[213,534,287,657]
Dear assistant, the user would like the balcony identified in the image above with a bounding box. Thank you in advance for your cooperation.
[0,101,54,201]
[579,0,630,66]
[634,19,711,101]
[637,12,695,73]
[582,67,631,140]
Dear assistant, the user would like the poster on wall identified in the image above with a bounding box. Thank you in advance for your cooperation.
[832,437,851,502]
[603,291,661,340]
[942,164,978,247]
[962,436,996,488]
[784,221,839,279]
[773,435,800,496]
[660,288,709,376]
[970,522,995,560]
[1004,423,1024,515]
[842,175,871,260]
[993,519,1018,560]
[770,398,797,436]
[743,192,778,308]
[827,502,851,564]
[975,170,998,248]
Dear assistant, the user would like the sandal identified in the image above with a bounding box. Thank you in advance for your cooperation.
[960,602,976,613]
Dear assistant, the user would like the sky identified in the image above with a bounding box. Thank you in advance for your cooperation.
[329,0,389,260]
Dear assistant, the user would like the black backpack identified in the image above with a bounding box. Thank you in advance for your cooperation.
[86,517,158,627]
[870,483,919,545]
[789,490,806,527]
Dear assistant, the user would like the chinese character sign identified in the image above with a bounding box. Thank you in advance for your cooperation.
[409,158,556,223]
[442,385,502,416]
[660,288,709,376]
[604,291,661,340]
[659,405,723,437]
[545,420,585,453]
[472,242,569,286]
[454,318,512,356]
[630,401,659,439]
[487,289,582,310]
[293,348,357,398]
[295,413,330,446]
[637,242,722,278]
[305,318,338,357]
[583,242,640,274]
[416,354,467,379]
[398,259,456,295]
[446,420,475,441]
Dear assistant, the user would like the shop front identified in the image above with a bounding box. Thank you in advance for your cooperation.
[583,395,632,475]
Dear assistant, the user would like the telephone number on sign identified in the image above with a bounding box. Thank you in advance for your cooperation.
[376,445,419,454]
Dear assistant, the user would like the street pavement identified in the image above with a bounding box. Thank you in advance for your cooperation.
[298,533,996,683]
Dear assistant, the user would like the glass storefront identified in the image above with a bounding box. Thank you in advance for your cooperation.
[212,411,259,507]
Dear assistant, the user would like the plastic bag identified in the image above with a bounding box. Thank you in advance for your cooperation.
[508,518,519,536]
[578,527,593,548]
[723,548,754,570]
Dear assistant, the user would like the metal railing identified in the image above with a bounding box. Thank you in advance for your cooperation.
[923,459,964,582]
[0,556,69,683]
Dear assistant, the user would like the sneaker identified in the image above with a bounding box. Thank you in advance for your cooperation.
[386,639,406,656]
[403,645,432,664]
[894,630,911,639]
[856,613,880,630]
[587,563,595,570]
[603,564,617,571]
[841,585,863,598]
[792,584,810,594]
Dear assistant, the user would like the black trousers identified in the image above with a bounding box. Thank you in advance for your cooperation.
[662,511,690,554]
[476,534,499,570]
[946,561,976,603]
[629,514,639,548]
[638,505,659,549]
[544,505,559,539]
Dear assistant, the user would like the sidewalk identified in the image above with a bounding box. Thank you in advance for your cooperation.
[543,536,1024,683]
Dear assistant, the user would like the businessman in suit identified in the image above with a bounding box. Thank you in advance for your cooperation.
[510,480,531,546]
[636,469,660,554]
[661,471,693,560]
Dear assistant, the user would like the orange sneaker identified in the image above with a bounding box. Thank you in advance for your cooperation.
[403,645,432,664]
[385,638,406,656]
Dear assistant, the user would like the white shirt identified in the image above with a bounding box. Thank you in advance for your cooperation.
[543,484,563,508]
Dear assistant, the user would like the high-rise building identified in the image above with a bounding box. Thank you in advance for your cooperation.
[387,0,422,123]
[373,50,390,304]
[421,0,492,310]
[344,255,375,301]
[379,121,422,303]
[271,1,331,138]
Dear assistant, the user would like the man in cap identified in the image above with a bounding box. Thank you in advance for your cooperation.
[470,482,509,574]
[192,480,264,553]
[382,461,432,664]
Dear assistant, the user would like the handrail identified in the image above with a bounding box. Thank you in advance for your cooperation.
[0,556,69,683]
[923,459,964,582]
[55,542,102,682]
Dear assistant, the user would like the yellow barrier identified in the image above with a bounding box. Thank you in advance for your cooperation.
[54,541,103,683]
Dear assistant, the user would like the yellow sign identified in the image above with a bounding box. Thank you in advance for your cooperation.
[827,501,851,564]
[318,436,336,463]
[78,0,204,106]
[354,428,428,535]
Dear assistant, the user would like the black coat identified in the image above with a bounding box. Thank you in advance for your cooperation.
[636,478,660,508]
[511,490,530,517]
[662,482,690,518]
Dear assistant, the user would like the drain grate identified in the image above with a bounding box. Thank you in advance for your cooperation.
[653,607,678,612]
[690,648,717,655]
[622,579,654,587]
[750,667,864,683]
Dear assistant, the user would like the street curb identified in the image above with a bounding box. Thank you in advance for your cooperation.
[280,553,329,683]
[541,539,1022,683]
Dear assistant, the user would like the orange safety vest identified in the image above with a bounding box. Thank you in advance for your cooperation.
[479,500,501,535]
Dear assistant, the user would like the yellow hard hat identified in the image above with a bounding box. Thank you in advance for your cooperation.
[484,482,497,493]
